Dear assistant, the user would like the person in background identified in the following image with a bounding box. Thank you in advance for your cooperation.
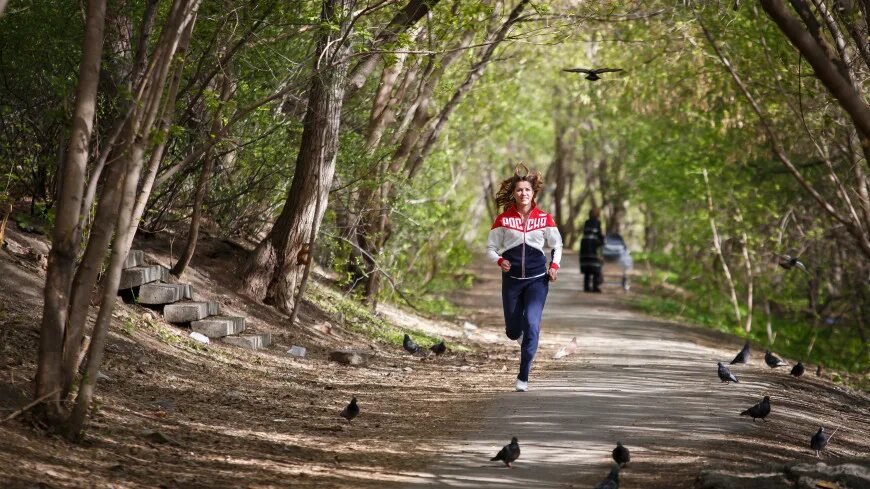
[579,207,604,293]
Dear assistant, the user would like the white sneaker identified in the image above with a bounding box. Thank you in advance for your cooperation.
[515,379,528,392]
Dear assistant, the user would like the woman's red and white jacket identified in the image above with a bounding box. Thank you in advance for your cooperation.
[486,205,563,279]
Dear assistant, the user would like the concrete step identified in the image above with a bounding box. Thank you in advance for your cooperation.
[163,301,220,323]
[123,250,145,269]
[137,283,192,305]
[191,316,245,338]
[223,333,271,350]
[119,265,168,290]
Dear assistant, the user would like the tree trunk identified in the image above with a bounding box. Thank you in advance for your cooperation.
[36,0,107,417]
[242,0,353,314]
[761,0,870,145]
[171,68,232,277]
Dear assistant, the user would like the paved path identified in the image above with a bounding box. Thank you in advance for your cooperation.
[403,252,779,488]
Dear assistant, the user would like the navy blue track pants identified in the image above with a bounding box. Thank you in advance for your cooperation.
[502,274,549,382]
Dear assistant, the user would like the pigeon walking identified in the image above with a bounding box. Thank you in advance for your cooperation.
[594,465,620,489]
[340,397,359,421]
[490,436,520,468]
[430,340,447,356]
[810,426,828,456]
[717,362,739,383]
[740,396,771,422]
[778,254,808,274]
[562,67,623,81]
[553,336,577,359]
[765,350,788,368]
[403,334,421,354]
[790,361,805,377]
[730,341,750,364]
[612,441,630,467]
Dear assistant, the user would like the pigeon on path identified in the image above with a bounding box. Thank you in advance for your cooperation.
[740,396,771,422]
[553,336,578,359]
[765,350,788,368]
[430,340,447,356]
[810,426,838,457]
[403,334,422,354]
[778,254,809,274]
[340,397,359,421]
[612,441,630,467]
[730,341,750,364]
[490,436,520,468]
[562,67,623,81]
[594,465,620,489]
[790,361,805,377]
[717,362,739,383]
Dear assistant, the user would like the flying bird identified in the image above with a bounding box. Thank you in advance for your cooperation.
[612,441,630,467]
[340,397,359,421]
[594,465,620,489]
[403,334,422,354]
[730,341,750,364]
[553,336,578,359]
[430,340,447,356]
[717,362,739,383]
[740,395,771,422]
[778,254,809,274]
[765,350,788,368]
[490,436,521,468]
[562,67,623,81]
[790,361,805,377]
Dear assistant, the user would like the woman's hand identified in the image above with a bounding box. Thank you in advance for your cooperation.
[499,259,511,272]
[548,267,558,282]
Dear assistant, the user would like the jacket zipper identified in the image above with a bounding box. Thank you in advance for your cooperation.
[521,212,527,278]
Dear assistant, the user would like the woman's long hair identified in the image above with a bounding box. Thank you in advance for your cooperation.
[494,162,544,211]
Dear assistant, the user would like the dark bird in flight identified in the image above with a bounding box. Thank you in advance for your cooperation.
[778,254,809,274]
[594,465,620,489]
[562,67,623,81]
[765,350,788,368]
[403,334,422,354]
[718,362,739,383]
[790,361,805,377]
[612,441,630,467]
[730,341,750,364]
[430,340,447,356]
[340,397,359,421]
[740,395,771,422]
[490,436,521,468]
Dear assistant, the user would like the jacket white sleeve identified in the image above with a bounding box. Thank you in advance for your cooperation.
[546,226,563,268]
[486,227,504,263]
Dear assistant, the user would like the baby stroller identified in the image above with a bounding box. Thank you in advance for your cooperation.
[601,233,632,291]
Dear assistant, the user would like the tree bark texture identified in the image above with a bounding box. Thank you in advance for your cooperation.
[36,0,107,414]
[243,0,353,314]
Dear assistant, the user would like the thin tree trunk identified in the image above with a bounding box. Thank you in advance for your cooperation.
[171,67,231,277]
[760,0,870,143]
[36,0,107,416]
[702,168,743,329]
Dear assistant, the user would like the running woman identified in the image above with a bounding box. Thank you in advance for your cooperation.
[486,164,563,392]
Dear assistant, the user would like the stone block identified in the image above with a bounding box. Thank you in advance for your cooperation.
[223,333,270,349]
[123,250,145,269]
[138,283,192,305]
[191,316,245,338]
[329,350,371,366]
[119,265,168,290]
[163,301,218,323]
